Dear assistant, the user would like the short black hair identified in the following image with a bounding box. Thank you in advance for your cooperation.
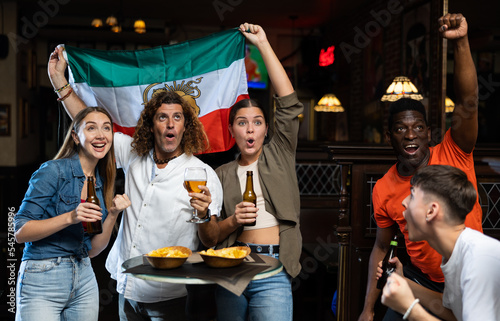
[411,165,477,223]
[388,98,428,131]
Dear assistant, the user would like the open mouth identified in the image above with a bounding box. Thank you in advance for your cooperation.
[92,143,106,150]
[246,138,255,147]
[404,144,419,155]
[166,133,175,139]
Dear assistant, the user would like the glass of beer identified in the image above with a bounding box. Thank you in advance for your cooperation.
[184,167,208,223]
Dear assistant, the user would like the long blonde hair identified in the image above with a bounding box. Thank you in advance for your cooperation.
[54,107,116,209]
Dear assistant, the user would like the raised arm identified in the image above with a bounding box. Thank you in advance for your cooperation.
[439,13,478,153]
[239,23,294,97]
[48,46,87,120]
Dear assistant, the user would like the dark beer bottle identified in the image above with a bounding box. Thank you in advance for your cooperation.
[376,235,398,289]
[85,176,102,235]
[242,171,257,226]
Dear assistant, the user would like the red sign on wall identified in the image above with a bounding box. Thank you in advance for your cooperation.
[319,46,335,67]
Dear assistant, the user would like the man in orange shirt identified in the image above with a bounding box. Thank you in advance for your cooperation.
[358,13,482,321]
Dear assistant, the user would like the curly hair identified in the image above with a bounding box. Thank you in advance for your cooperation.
[132,90,209,156]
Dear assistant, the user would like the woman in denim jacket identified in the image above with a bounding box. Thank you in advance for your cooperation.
[14,107,130,321]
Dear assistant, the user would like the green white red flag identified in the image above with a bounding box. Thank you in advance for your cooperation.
[63,28,248,153]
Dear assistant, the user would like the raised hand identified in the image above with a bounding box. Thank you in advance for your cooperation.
[48,45,69,89]
[239,23,268,47]
[439,13,468,40]
[238,22,294,97]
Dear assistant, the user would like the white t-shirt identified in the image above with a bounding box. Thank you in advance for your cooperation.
[441,228,500,321]
[105,132,222,303]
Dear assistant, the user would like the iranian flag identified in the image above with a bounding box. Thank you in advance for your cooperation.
[63,28,248,153]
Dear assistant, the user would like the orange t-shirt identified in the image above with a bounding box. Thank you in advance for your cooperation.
[373,129,483,282]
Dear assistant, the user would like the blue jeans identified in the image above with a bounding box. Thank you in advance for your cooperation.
[118,293,188,321]
[215,254,292,321]
[16,256,98,321]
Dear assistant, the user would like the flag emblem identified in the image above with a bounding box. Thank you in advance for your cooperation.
[143,78,203,116]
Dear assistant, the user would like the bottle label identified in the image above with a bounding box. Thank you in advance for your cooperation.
[390,240,398,246]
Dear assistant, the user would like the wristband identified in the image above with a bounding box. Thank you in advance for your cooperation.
[55,83,70,93]
[57,88,73,102]
[403,298,420,320]
[200,209,211,220]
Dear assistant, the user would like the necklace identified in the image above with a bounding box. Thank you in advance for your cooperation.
[153,150,179,164]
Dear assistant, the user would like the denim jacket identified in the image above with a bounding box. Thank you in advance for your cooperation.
[15,153,108,260]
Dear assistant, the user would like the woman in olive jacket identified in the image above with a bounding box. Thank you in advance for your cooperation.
[215,22,303,321]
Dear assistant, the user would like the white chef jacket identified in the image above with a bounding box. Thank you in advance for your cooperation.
[106,132,222,303]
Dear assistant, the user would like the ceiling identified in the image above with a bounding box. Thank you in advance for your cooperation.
[17,0,367,30]
[13,0,500,48]
[15,0,500,28]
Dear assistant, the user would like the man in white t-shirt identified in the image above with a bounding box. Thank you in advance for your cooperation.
[48,50,223,320]
[380,165,500,321]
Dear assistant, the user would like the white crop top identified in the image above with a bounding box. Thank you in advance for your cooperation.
[237,161,279,231]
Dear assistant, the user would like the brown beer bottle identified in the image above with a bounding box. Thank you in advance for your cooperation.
[242,171,257,226]
[85,176,102,235]
[376,235,398,289]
